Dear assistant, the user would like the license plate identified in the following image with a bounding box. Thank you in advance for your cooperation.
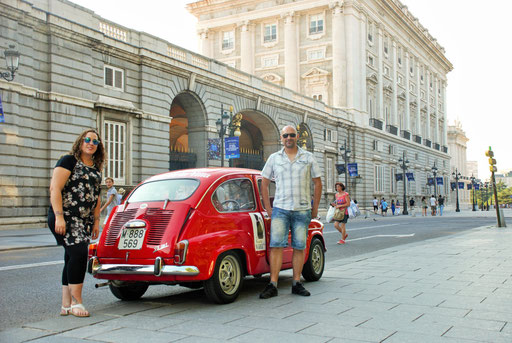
[118,228,146,250]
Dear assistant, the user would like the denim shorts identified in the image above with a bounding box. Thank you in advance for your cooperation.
[270,207,311,250]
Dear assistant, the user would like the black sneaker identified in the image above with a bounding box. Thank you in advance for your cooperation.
[259,283,278,299]
[291,282,311,296]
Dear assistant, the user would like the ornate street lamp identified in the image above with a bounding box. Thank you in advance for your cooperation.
[398,151,409,215]
[1,45,20,82]
[215,105,231,167]
[452,168,461,212]
[431,163,438,199]
[339,139,351,190]
[470,175,476,211]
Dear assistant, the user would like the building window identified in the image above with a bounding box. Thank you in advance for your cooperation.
[368,54,374,67]
[398,47,402,65]
[309,14,324,35]
[307,48,325,61]
[264,23,277,43]
[384,36,389,56]
[367,22,374,43]
[384,65,390,77]
[326,156,334,192]
[398,75,403,85]
[324,128,337,143]
[391,167,397,193]
[222,31,234,51]
[374,165,384,192]
[261,54,278,68]
[104,66,124,90]
[410,57,414,75]
[421,90,425,100]
[104,120,126,184]
[410,82,415,93]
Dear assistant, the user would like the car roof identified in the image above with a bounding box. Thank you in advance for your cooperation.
[144,168,262,183]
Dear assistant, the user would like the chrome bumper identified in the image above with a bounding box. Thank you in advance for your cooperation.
[89,257,199,276]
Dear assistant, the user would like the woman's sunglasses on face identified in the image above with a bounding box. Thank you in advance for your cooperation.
[84,137,100,146]
[282,133,296,138]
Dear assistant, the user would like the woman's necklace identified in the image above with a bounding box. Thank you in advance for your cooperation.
[81,157,94,167]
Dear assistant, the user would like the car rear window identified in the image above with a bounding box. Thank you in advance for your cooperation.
[127,179,200,202]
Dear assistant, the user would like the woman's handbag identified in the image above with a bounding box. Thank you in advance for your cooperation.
[333,208,345,221]
[326,205,335,222]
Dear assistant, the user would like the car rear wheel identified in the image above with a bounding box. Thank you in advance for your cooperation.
[109,281,149,301]
[302,238,324,281]
[204,251,243,304]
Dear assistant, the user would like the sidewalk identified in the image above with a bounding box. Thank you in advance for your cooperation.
[1,222,511,342]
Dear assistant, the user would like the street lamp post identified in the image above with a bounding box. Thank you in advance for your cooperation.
[452,169,461,212]
[431,163,438,199]
[339,139,351,190]
[398,151,409,215]
[1,45,20,82]
[215,105,231,167]
[470,175,476,211]
[484,182,489,211]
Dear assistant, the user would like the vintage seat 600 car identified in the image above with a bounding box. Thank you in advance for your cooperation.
[88,168,325,304]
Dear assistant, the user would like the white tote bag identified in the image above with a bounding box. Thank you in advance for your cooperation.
[326,206,335,223]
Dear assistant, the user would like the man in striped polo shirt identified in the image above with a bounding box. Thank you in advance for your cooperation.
[259,125,322,299]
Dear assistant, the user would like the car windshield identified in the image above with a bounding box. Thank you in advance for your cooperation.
[127,179,200,202]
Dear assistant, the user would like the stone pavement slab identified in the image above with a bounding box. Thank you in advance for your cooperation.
[2,224,512,342]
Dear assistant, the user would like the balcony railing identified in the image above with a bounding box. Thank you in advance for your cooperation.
[434,143,440,150]
[386,125,398,135]
[424,139,432,148]
[442,146,448,153]
[369,118,383,130]
[401,130,411,140]
[413,135,422,144]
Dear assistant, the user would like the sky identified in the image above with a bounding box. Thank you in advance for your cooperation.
[69,0,511,180]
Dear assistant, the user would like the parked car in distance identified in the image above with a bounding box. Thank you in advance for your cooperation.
[88,168,325,304]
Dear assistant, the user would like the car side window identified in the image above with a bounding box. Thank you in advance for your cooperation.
[212,178,256,212]
[257,179,276,211]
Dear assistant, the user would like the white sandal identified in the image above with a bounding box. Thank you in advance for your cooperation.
[60,306,71,316]
[70,303,90,317]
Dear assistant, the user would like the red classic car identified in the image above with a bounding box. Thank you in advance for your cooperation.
[88,168,325,304]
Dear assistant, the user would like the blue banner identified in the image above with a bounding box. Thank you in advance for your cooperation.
[406,172,415,181]
[0,94,4,123]
[395,173,403,181]
[427,177,434,186]
[436,177,444,185]
[347,163,358,177]
[458,182,464,189]
[207,138,220,160]
[474,184,480,190]
[225,136,240,159]
[335,164,345,175]
[467,184,472,190]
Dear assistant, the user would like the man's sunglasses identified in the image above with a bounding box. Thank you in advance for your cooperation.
[282,133,296,138]
[84,137,100,146]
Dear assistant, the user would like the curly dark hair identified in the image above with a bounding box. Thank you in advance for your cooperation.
[70,129,105,170]
[335,182,345,191]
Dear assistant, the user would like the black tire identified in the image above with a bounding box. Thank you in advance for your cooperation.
[109,282,149,301]
[204,251,243,304]
[302,238,325,281]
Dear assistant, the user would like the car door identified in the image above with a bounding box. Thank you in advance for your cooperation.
[256,177,293,267]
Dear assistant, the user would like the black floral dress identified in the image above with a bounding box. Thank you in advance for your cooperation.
[49,155,101,246]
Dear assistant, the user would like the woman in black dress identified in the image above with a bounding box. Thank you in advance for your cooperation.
[48,129,105,317]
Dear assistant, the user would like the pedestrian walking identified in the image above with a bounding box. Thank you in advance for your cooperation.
[99,177,119,225]
[438,195,445,216]
[391,199,396,215]
[409,197,415,216]
[48,129,105,317]
[372,197,379,214]
[430,194,437,216]
[381,198,388,216]
[421,196,428,216]
[331,182,350,244]
[259,125,322,299]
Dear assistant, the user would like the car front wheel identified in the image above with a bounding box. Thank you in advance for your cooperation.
[302,237,325,281]
[204,251,243,304]
[109,281,149,301]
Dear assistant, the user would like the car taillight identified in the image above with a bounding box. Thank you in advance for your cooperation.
[88,243,98,258]
[174,240,189,265]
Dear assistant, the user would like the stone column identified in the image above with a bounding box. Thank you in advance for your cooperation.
[426,68,431,140]
[330,2,345,108]
[198,29,211,57]
[344,2,356,109]
[442,80,448,146]
[360,13,367,112]
[434,74,439,144]
[391,39,398,126]
[283,12,298,92]
[240,21,254,74]
[415,60,421,135]
[377,24,384,120]
[404,50,411,131]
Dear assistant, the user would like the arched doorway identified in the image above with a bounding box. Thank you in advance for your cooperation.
[228,110,280,170]
[169,92,207,170]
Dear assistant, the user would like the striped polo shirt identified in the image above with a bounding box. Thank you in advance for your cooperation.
[261,147,321,211]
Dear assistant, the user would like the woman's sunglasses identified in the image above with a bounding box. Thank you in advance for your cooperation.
[84,137,100,146]
[282,133,296,138]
